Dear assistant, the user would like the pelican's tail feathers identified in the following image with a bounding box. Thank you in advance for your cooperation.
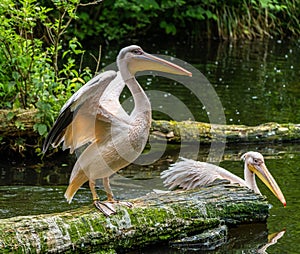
[64,170,88,203]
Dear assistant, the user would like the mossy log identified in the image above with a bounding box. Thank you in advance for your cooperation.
[151,120,300,143]
[1,109,300,144]
[0,109,37,138]
[0,183,269,253]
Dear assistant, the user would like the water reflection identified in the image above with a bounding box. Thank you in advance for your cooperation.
[258,229,286,254]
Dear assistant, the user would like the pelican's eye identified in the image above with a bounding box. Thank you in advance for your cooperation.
[253,158,261,165]
[132,49,143,55]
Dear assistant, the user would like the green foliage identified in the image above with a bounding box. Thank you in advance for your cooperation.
[0,0,92,153]
[210,0,296,39]
[73,0,300,41]
[0,0,49,109]
[74,0,213,40]
[76,0,160,41]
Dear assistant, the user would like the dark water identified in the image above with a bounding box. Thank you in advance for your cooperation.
[1,39,300,253]
[98,39,300,126]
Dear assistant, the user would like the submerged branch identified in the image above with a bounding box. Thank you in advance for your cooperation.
[0,183,269,253]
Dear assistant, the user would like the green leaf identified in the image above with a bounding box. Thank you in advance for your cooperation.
[34,123,48,136]
[13,99,20,110]
[6,111,15,121]
[15,120,25,130]
[160,21,177,35]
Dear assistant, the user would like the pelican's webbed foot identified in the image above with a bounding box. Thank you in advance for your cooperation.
[116,200,133,208]
[93,200,116,216]
[93,199,133,216]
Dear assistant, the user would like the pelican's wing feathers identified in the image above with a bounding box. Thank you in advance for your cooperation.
[161,157,246,190]
[43,70,121,153]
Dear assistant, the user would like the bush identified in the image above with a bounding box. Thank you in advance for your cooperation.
[0,0,93,153]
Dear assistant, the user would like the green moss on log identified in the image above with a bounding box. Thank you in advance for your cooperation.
[151,120,300,143]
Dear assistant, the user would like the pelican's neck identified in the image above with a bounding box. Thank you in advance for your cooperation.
[118,61,151,115]
[125,77,151,114]
[244,163,261,194]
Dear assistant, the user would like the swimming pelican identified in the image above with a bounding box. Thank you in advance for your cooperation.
[161,151,286,206]
[43,45,192,216]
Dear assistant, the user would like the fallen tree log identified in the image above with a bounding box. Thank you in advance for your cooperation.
[0,109,37,138]
[0,183,269,253]
[1,109,300,145]
[151,120,300,143]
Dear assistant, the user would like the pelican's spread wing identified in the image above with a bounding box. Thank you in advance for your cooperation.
[43,70,127,153]
[161,158,246,190]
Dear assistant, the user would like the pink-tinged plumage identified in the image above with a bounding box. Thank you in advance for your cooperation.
[43,45,192,215]
[161,152,286,207]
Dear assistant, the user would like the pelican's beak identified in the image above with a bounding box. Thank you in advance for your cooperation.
[248,163,286,207]
[129,52,192,77]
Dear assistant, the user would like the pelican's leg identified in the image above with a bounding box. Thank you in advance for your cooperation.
[103,177,133,208]
[103,177,114,201]
[89,179,116,216]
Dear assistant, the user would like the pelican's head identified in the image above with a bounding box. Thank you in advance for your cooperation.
[117,45,192,80]
[241,151,286,207]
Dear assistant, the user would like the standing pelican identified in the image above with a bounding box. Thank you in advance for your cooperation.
[161,152,286,206]
[43,45,192,215]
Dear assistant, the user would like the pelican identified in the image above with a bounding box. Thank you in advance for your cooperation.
[161,152,286,206]
[43,45,192,216]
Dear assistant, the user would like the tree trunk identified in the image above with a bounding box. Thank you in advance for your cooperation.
[0,183,269,253]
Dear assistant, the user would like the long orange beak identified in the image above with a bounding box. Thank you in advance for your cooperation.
[248,163,286,207]
[129,52,192,77]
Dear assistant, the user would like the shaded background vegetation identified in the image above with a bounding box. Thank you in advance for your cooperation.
[0,0,299,155]
[73,0,300,42]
